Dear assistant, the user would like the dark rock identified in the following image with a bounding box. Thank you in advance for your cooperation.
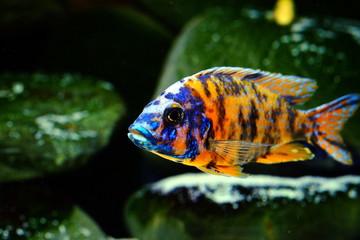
[0,182,106,240]
[125,173,360,240]
[0,73,124,182]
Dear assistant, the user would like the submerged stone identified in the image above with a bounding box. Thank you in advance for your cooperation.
[125,173,360,240]
[0,182,106,240]
[140,0,359,28]
[0,73,124,182]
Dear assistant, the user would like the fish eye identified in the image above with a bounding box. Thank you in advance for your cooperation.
[163,104,184,126]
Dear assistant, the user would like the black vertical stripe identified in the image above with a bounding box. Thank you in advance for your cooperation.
[250,83,262,103]
[228,122,236,139]
[287,107,296,137]
[199,76,212,98]
[213,78,222,97]
[262,112,273,144]
[238,107,247,140]
[249,99,259,142]
[217,96,226,132]
[270,106,279,142]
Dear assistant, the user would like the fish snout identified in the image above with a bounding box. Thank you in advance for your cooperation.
[128,124,158,151]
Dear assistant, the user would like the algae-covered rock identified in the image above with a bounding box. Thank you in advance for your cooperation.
[0,73,124,182]
[140,0,360,28]
[0,182,106,240]
[125,173,360,240]
[140,0,264,28]
[154,8,360,150]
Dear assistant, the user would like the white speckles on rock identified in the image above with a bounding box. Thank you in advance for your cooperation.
[45,232,55,239]
[152,173,360,206]
[99,81,114,91]
[345,25,360,45]
[241,8,263,20]
[291,17,316,33]
[58,225,67,235]
[59,74,74,87]
[316,28,336,39]
[271,16,360,64]
[280,34,291,44]
[35,111,98,141]
[331,20,360,45]
[0,208,106,239]
[15,228,25,236]
[79,227,91,237]
[0,82,25,100]
[1,229,9,239]
[12,82,24,94]
[291,33,304,42]
[348,189,358,199]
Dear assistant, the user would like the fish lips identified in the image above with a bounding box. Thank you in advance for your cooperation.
[128,125,158,151]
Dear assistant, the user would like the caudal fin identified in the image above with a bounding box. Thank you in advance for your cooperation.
[307,94,360,164]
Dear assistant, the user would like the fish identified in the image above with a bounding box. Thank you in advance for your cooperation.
[128,67,360,177]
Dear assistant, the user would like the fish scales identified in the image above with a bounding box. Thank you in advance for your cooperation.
[187,73,306,147]
[182,72,312,168]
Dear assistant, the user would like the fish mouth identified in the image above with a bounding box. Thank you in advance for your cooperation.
[128,125,158,151]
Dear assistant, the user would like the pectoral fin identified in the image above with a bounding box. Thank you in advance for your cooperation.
[205,139,314,176]
[256,141,315,164]
[208,139,272,165]
[197,165,249,178]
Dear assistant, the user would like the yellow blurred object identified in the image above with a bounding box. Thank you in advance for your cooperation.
[274,0,295,26]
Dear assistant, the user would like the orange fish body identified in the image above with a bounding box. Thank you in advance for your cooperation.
[128,67,360,177]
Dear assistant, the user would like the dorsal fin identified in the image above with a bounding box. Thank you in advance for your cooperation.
[194,67,318,105]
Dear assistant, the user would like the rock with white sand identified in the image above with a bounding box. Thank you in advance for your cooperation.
[125,173,360,240]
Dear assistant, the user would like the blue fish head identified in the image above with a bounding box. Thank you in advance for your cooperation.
[128,84,211,161]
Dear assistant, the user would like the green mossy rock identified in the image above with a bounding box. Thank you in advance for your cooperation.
[0,73,124,182]
[140,0,264,28]
[0,182,106,240]
[125,173,360,240]
[140,0,360,29]
[154,8,360,149]
[38,7,172,113]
